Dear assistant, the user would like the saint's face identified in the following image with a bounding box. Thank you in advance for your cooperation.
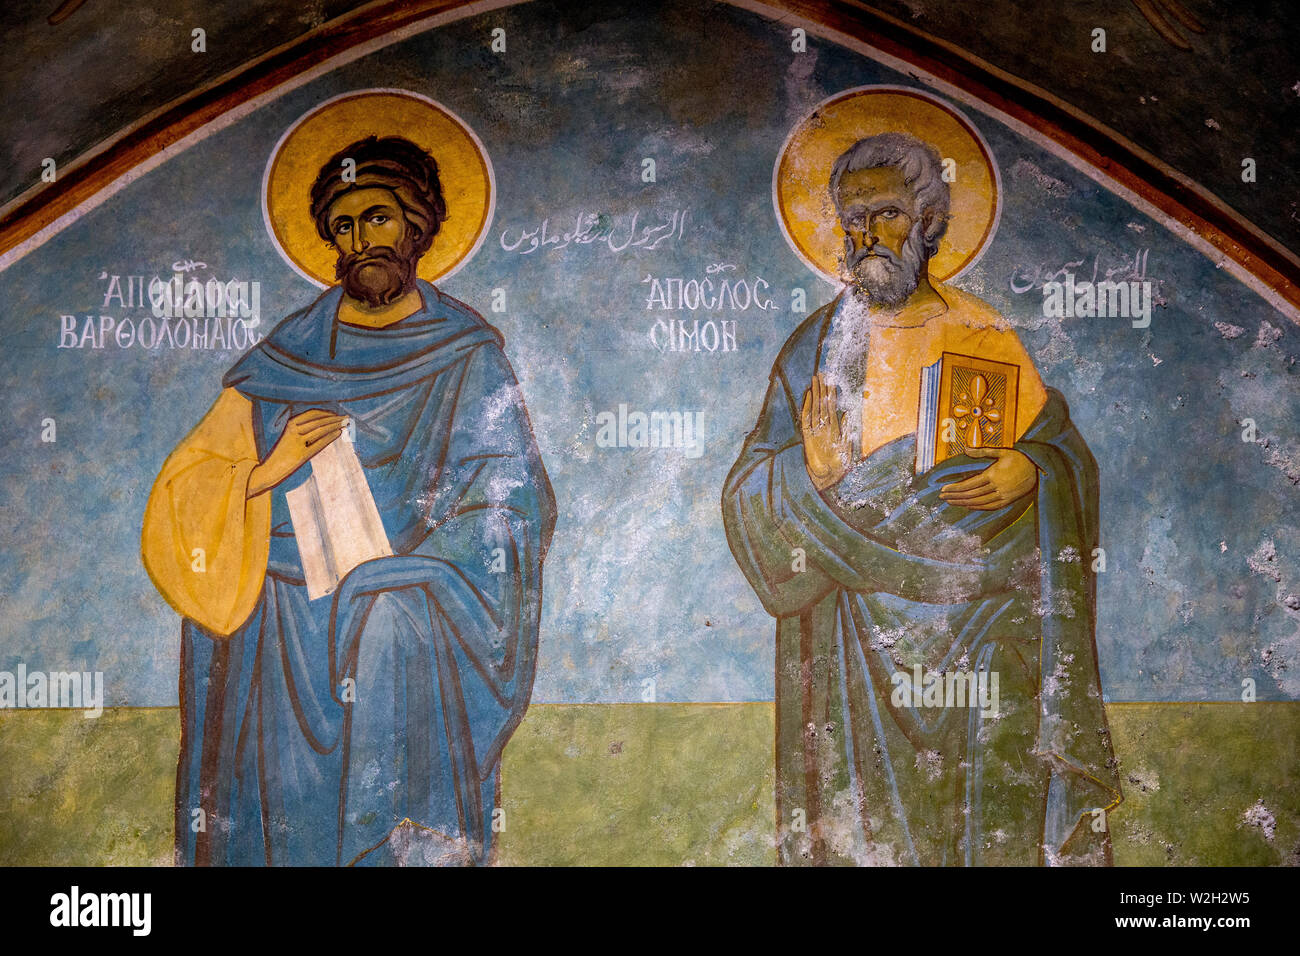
[834,165,917,271]
[326,186,421,307]
[326,187,411,255]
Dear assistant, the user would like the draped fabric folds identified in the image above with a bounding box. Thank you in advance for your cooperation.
[722,300,1120,866]
[144,281,555,865]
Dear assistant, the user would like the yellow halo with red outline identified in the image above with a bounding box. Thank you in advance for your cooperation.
[263,89,494,288]
[774,86,1000,284]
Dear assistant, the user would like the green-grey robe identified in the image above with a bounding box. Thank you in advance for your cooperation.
[722,299,1122,866]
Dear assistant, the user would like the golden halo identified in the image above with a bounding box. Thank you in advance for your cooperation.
[263,89,494,287]
[773,86,1000,284]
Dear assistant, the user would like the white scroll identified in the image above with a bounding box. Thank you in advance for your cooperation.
[285,432,393,600]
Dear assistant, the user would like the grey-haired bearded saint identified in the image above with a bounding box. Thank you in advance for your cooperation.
[723,131,1122,865]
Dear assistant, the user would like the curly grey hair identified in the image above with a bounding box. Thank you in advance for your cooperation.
[829,132,950,259]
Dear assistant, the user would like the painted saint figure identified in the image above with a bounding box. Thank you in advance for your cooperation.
[142,135,555,865]
[723,131,1121,865]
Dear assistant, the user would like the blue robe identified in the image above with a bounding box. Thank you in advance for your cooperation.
[722,297,1122,866]
[174,280,556,866]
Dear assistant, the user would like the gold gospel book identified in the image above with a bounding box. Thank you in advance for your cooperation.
[915,352,1020,474]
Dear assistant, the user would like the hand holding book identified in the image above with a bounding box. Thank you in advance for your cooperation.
[938,445,1039,509]
[914,351,1038,510]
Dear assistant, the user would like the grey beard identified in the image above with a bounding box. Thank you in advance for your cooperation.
[846,223,928,308]
[819,291,873,450]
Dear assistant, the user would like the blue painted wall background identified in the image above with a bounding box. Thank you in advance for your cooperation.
[2,0,1296,705]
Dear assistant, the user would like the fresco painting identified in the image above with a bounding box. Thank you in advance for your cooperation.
[1,0,1298,870]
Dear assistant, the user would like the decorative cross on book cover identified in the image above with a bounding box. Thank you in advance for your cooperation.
[915,352,1021,474]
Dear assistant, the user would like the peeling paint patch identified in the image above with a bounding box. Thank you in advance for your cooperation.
[1010,158,1072,197]
[1242,800,1276,841]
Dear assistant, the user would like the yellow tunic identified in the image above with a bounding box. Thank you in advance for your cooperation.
[854,281,1048,460]
[140,388,270,636]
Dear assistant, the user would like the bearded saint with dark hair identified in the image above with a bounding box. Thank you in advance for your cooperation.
[143,133,554,867]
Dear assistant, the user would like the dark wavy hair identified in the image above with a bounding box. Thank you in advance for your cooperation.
[309,135,448,257]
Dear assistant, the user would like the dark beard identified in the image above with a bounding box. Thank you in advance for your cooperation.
[335,244,418,307]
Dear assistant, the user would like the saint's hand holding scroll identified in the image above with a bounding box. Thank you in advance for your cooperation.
[143,131,555,866]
